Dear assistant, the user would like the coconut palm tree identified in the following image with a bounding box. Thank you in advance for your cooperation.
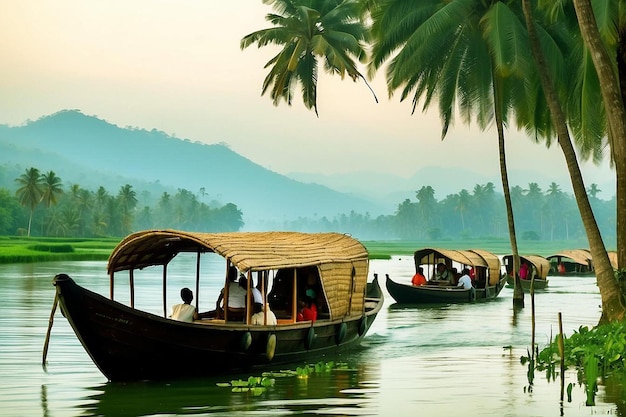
[241,0,376,115]
[521,0,626,322]
[40,171,64,236]
[366,0,541,306]
[15,167,43,237]
[565,0,626,271]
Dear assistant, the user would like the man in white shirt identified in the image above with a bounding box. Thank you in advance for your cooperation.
[170,287,199,322]
[457,268,473,289]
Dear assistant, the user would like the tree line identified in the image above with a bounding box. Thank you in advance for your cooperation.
[272,182,615,244]
[1,166,614,242]
[5,167,244,237]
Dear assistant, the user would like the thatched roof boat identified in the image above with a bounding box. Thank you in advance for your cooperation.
[385,248,506,304]
[503,254,550,290]
[547,249,594,275]
[49,229,383,381]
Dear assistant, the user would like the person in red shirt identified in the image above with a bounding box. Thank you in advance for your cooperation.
[411,266,427,286]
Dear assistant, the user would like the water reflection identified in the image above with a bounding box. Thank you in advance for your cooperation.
[0,259,624,416]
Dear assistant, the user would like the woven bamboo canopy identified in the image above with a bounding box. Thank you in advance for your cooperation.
[107,229,370,319]
[414,248,501,284]
[503,254,550,279]
[546,249,593,266]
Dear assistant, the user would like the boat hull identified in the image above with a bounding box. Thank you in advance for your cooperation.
[505,275,549,290]
[53,275,382,381]
[385,275,506,304]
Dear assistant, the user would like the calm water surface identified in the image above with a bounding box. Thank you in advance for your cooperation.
[0,255,622,416]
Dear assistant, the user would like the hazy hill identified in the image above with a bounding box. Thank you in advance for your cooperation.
[0,110,385,229]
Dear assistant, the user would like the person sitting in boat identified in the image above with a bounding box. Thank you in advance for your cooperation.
[432,263,453,284]
[519,263,530,280]
[241,274,264,314]
[170,287,199,323]
[411,267,427,286]
[215,266,247,319]
[251,302,277,325]
[297,290,318,322]
[457,268,473,290]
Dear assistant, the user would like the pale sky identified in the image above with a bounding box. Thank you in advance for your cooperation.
[0,0,616,196]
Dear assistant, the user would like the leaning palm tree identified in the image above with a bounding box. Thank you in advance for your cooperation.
[521,0,626,322]
[241,0,376,115]
[15,167,43,237]
[366,0,541,306]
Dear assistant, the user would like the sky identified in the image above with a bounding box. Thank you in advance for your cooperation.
[0,0,617,197]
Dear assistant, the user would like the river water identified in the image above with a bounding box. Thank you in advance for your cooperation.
[0,255,621,417]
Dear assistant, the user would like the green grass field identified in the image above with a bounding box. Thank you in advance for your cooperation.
[0,235,596,264]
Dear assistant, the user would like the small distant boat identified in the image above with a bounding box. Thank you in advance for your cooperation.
[502,254,550,290]
[385,248,506,304]
[50,229,383,382]
[546,249,594,276]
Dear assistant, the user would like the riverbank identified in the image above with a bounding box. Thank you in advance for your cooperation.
[0,235,594,264]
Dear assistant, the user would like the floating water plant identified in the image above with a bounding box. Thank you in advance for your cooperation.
[217,361,349,394]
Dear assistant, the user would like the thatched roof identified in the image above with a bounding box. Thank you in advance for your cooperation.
[107,230,370,319]
[108,229,368,273]
[503,254,550,279]
[468,249,502,285]
[546,249,592,266]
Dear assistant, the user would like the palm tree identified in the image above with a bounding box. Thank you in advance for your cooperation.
[15,167,43,237]
[366,0,537,306]
[567,0,626,270]
[117,184,138,235]
[521,0,626,322]
[241,0,376,115]
[40,171,64,236]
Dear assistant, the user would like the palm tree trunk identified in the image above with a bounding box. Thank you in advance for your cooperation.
[522,0,626,323]
[573,0,626,272]
[493,73,524,307]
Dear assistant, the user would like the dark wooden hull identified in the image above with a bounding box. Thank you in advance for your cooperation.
[53,274,383,382]
[385,275,506,304]
[505,275,549,290]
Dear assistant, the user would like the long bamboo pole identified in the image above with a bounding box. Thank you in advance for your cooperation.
[42,293,58,367]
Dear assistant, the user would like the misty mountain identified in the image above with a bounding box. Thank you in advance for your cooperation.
[0,110,385,230]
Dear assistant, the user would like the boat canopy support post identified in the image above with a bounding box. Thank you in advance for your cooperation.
[109,271,114,301]
[245,270,252,325]
[129,269,135,308]
[291,269,298,323]
[195,251,201,312]
[224,259,231,321]
[162,264,167,318]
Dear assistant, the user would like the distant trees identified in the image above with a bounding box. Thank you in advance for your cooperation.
[4,167,246,238]
[0,166,618,244]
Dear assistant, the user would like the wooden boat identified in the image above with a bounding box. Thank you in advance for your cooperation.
[503,254,550,290]
[51,230,383,382]
[385,248,506,304]
[546,249,594,276]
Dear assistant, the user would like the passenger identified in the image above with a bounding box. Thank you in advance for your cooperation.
[170,287,199,323]
[411,267,427,286]
[303,297,317,322]
[251,302,277,325]
[457,268,473,290]
[433,263,453,284]
[215,266,246,319]
[519,263,529,280]
[241,274,265,314]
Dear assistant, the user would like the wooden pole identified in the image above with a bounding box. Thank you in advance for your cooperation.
[195,251,201,311]
[42,293,58,367]
[129,269,135,309]
[531,277,536,360]
[558,312,565,401]
[162,264,167,318]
